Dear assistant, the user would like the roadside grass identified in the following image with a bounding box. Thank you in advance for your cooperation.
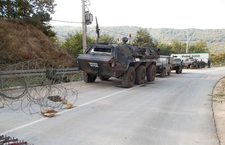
[210,94,225,103]
[210,77,225,103]
[209,94,225,98]
[0,20,76,68]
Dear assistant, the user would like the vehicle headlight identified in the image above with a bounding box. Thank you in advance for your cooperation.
[111,62,115,68]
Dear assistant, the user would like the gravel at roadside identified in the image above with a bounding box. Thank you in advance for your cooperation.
[213,77,225,145]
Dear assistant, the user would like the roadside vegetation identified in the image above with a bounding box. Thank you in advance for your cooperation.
[0,0,57,41]
[0,0,76,67]
[212,77,225,144]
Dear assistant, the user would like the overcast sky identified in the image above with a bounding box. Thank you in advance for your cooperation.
[51,0,225,29]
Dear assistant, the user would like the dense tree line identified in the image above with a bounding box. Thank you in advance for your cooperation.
[60,29,208,56]
[53,26,225,54]
[0,0,56,41]
[132,28,209,55]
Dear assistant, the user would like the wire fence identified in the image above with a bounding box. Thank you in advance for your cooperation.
[0,59,82,115]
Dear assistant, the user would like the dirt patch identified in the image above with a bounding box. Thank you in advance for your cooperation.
[0,20,76,68]
[213,77,225,145]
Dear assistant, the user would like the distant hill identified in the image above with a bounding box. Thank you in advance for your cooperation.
[0,20,76,68]
[53,26,225,54]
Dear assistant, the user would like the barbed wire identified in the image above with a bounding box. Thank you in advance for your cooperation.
[0,59,82,115]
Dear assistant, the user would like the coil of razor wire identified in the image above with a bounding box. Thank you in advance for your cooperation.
[0,59,81,114]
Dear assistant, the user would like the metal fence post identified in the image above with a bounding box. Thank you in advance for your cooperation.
[0,78,3,89]
[0,78,3,108]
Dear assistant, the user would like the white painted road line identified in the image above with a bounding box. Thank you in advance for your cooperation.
[0,85,138,135]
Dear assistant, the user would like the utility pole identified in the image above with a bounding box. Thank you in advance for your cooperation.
[82,0,86,53]
[186,30,188,53]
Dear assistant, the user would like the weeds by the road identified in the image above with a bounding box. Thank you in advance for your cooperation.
[213,77,225,145]
[209,94,225,103]
[210,94,225,98]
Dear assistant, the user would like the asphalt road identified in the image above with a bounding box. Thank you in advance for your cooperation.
[1,67,225,145]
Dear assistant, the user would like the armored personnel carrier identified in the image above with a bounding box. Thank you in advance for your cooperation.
[76,37,160,88]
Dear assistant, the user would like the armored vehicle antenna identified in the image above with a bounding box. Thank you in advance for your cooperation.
[95,17,100,43]
[122,37,128,44]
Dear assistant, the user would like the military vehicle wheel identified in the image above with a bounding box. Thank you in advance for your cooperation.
[196,64,198,69]
[99,76,110,81]
[135,65,146,85]
[176,67,179,74]
[122,66,135,88]
[180,67,183,73]
[177,66,182,74]
[147,64,156,82]
[84,72,97,83]
[167,69,171,76]
[160,69,166,78]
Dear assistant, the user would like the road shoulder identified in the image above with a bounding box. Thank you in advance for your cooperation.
[213,77,225,145]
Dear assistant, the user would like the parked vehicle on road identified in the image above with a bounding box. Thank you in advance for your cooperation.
[198,60,206,68]
[76,37,160,88]
[183,58,199,69]
[156,56,171,77]
[171,52,209,62]
[171,58,183,74]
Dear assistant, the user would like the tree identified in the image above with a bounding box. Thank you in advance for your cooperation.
[189,39,209,53]
[210,52,225,63]
[153,40,158,48]
[0,0,57,41]
[180,42,187,53]
[171,40,180,53]
[25,11,56,41]
[60,31,95,57]
[0,0,6,19]
[32,0,56,14]
[171,40,187,53]
[154,41,172,55]
[99,34,116,43]
[132,28,154,47]
[194,39,208,52]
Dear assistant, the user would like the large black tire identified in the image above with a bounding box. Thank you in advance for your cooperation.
[135,65,146,85]
[196,64,198,69]
[160,69,166,78]
[176,67,179,74]
[84,72,97,83]
[99,76,110,81]
[167,69,171,76]
[146,64,156,82]
[180,66,183,73]
[122,66,135,88]
[177,66,182,74]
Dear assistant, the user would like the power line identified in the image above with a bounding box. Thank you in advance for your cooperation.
[51,20,133,38]
[90,25,136,38]
[51,20,82,24]
[89,25,127,37]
